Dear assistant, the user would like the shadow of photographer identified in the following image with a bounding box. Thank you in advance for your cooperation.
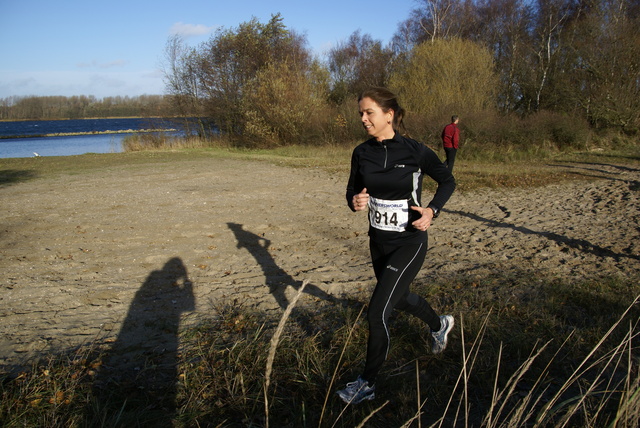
[86,257,194,426]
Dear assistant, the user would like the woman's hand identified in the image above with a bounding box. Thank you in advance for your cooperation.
[353,188,369,212]
[411,206,434,231]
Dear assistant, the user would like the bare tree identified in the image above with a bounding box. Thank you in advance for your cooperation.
[162,35,201,117]
[327,31,394,103]
[570,0,640,128]
[473,0,534,113]
[531,0,573,111]
[417,0,459,41]
[402,0,481,44]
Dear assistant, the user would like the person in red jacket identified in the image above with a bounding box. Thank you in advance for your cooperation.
[441,115,459,172]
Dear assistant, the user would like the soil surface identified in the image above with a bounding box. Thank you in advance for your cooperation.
[1,157,639,373]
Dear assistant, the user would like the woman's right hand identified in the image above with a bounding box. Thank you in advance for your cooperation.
[353,188,369,211]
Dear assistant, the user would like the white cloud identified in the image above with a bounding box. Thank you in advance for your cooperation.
[100,59,128,69]
[76,59,128,69]
[169,22,215,38]
[0,70,165,98]
[10,76,38,89]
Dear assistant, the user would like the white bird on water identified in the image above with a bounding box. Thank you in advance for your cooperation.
[33,152,40,157]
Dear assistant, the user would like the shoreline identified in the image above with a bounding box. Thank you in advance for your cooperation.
[0,116,178,122]
[0,128,177,140]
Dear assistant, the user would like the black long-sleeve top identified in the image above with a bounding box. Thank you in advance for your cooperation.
[346,133,456,245]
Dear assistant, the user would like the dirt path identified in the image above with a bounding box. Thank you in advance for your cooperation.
[1,158,639,372]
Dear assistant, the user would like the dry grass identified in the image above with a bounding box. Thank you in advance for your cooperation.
[1,273,638,427]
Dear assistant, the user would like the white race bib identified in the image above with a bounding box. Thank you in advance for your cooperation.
[368,197,410,232]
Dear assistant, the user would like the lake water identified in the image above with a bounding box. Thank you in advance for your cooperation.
[1,134,127,158]
[0,118,184,159]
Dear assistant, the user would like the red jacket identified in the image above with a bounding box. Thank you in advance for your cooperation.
[442,123,459,149]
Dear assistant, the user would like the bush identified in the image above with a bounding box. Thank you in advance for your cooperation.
[122,133,171,151]
[452,110,592,160]
[390,38,498,119]
[528,111,591,150]
[239,61,332,148]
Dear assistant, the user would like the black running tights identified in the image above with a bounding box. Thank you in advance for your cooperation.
[361,240,441,384]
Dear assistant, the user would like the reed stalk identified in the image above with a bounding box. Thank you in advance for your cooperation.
[324,304,365,428]
[536,295,640,426]
[263,279,308,428]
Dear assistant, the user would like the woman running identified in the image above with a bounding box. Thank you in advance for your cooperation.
[337,87,456,404]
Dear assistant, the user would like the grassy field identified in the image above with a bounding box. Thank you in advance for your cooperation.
[1,145,639,427]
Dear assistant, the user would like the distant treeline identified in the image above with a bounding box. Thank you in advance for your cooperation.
[0,95,178,120]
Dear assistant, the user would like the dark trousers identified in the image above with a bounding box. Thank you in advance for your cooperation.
[362,240,441,384]
[444,147,457,172]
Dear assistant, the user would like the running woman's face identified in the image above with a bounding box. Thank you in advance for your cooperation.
[359,97,394,142]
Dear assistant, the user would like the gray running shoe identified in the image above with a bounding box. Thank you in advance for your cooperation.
[431,315,454,354]
[336,376,375,404]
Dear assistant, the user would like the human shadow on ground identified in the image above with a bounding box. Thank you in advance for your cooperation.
[549,161,639,173]
[0,169,38,186]
[86,257,194,427]
[227,222,346,311]
[546,162,640,186]
[445,209,640,262]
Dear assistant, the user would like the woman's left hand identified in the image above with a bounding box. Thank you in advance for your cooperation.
[410,206,434,231]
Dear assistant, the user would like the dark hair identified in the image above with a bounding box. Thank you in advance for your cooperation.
[358,87,407,135]
[451,115,459,123]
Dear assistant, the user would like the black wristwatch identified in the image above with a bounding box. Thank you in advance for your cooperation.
[428,205,440,218]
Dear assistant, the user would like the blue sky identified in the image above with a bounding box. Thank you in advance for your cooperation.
[0,0,416,99]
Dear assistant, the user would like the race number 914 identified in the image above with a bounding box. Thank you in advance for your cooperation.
[373,209,398,227]
[368,197,409,232]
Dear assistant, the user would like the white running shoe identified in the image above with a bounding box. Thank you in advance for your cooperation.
[431,315,454,354]
[336,376,375,404]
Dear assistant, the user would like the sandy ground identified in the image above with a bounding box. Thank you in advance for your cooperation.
[1,157,639,373]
